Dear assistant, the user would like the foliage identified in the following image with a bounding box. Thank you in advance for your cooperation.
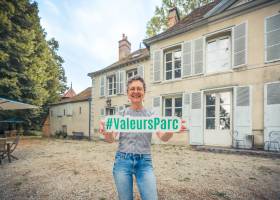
[0,0,67,131]
[146,0,214,37]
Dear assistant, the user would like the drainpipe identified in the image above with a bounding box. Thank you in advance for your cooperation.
[88,97,92,141]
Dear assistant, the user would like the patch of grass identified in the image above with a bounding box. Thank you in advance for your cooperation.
[211,191,231,200]
[249,177,257,180]
[258,166,273,175]
[179,177,191,182]
[99,198,106,200]
[15,181,22,187]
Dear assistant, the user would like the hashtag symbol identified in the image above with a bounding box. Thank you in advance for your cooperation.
[106,117,113,131]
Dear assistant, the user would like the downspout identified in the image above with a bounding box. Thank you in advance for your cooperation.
[88,97,92,141]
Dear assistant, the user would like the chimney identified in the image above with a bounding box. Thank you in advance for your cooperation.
[119,34,131,60]
[167,7,180,28]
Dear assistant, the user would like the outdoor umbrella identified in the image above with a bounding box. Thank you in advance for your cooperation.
[0,97,38,110]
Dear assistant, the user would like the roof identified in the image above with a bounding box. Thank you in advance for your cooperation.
[62,87,76,98]
[144,0,221,45]
[144,0,277,46]
[88,48,149,77]
[0,97,38,110]
[50,87,92,106]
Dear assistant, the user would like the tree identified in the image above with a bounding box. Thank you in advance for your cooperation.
[146,0,214,37]
[0,0,67,131]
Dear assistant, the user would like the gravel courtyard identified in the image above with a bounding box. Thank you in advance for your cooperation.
[0,138,279,200]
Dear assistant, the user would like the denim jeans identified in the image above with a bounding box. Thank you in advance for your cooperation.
[113,151,158,200]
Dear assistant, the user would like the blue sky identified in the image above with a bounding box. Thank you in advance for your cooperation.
[36,0,161,93]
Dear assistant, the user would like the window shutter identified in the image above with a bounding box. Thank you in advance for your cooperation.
[66,104,73,116]
[182,41,192,77]
[116,71,120,94]
[183,93,191,130]
[233,22,247,67]
[120,70,125,94]
[193,38,204,74]
[137,65,144,78]
[265,14,280,62]
[116,70,124,94]
[152,96,162,116]
[189,92,203,145]
[99,75,106,97]
[264,82,280,151]
[234,86,252,148]
[153,50,162,82]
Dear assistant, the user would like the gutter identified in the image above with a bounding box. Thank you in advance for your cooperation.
[88,97,92,141]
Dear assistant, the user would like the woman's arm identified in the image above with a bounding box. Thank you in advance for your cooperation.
[156,119,186,142]
[99,119,118,143]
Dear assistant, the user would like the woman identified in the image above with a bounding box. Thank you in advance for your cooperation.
[99,76,185,200]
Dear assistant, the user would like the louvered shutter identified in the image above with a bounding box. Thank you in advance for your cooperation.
[153,50,162,82]
[152,96,162,116]
[234,86,252,148]
[265,14,280,62]
[116,71,120,94]
[182,41,192,76]
[189,92,203,145]
[116,70,125,94]
[137,65,144,78]
[100,75,106,97]
[233,22,247,67]
[264,82,280,151]
[193,38,204,75]
[182,93,191,131]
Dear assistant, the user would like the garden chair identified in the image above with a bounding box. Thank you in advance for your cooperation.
[0,138,7,165]
[233,130,245,148]
[3,134,20,161]
[265,131,280,152]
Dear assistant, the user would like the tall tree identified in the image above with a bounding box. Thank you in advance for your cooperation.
[0,0,67,131]
[146,0,213,37]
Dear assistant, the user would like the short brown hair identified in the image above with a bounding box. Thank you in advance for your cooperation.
[127,75,146,93]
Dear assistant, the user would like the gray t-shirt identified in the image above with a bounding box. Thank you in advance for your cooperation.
[117,107,154,154]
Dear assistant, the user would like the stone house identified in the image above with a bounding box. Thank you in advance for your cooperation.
[88,0,280,150]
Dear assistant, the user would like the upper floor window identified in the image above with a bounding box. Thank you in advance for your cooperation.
[164,96,182,117]
[164,48,181,80]
[127,69,137,80]
[265,13,280,62]
[206,36,231,73]
[107,75,116,96]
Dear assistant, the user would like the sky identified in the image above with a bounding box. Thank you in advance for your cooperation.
[36,0,162,93]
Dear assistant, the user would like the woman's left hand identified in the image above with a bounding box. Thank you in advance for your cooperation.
[179,119,187,133]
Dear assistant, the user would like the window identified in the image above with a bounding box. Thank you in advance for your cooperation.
[107,75,116,95]
[205,92,231,130]
[164,48,182,80]
[127,69,137,80]
[265,13,280,62]
[164,96,182,117]
[106,107,115,115]
[63,109,65,116]
[206,36,231,73]
[79,107,82,114]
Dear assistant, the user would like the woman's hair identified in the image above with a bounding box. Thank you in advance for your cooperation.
[127,75,146,93]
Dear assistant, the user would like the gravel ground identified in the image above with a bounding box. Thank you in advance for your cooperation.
[0,138,279,200]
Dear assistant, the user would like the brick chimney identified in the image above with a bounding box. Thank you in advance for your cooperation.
[167,7,180,28]
[119,34,131,60]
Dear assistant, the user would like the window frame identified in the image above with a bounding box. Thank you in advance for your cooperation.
[164,48,182,81]
[126,68,138,80]
[163,96,183,118]
[107,75,117,96]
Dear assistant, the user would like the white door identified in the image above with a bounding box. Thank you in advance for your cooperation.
[204,91,232,146]
[264,82,280,151]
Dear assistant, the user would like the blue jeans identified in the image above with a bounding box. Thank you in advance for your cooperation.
[113,151,158,200]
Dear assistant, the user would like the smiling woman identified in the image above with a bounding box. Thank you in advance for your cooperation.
[99,75,186,200]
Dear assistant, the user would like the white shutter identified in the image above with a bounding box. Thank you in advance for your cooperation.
[66,104,73,116]
[234,86,252,148]
[137,65,144,78]
[233,22,247,67]
[193,38,204,75]
[99,75,106,97]
[182,41,192,77]
[265,13,280,62]
[152,96,162,116]
[153,50,162,82]
[264,82,280,151]
[189,92,203,145]
[183,93,191,130]
[116,70,125,94]
[116,71,120,94]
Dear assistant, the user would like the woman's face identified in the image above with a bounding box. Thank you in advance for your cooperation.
[128,80,145,104]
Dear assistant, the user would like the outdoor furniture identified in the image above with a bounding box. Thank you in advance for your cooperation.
[0,138,7,164]
[265,131,280,152]
[233,130,245,148]
[3,134,20,162]
[72,131,84,140]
